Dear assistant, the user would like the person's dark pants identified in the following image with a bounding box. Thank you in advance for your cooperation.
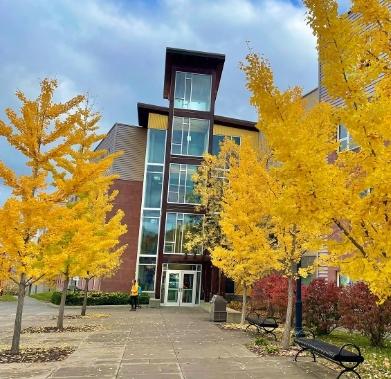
[130,295,138,310]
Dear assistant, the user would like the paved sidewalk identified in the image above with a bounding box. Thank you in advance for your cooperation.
[0,300,336,379]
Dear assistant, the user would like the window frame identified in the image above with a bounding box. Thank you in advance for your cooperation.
[174,71,212,112]
[171,116,210,157]
[167,163,200,205]
[136,128,167,293]
[164,212,204,255]
[337,125,358,152]
[212,134,241,155]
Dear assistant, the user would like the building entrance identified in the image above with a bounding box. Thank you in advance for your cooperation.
[161,263,202,306]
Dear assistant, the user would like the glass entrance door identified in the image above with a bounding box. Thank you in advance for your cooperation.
[166,272,180,305]
[164,270,196,306]
[181,273,195,305]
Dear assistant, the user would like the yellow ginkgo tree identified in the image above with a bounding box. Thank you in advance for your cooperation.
[185,140,239,293]
[238,0,390,346]
[239,53,337,347]
[212,140,279,325]
[218,139,327,347]
[303,0,391,302]
[0,80,120,353]
[44,104,126,329]
[46,185,126,328]
[78,189,126,317]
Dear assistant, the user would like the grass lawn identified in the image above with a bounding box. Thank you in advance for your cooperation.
[320,330,391,379]
[30,292,53,302]
[0,294,16,302]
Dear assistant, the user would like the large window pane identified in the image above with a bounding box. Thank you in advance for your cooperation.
[144,165,163,208]
[191,74,212,111]
[164,212,203,254]
[171,117,209,157]
[188,119,209,156]
[183,214,203,254]
[212,135,241,155]
[171,118,184,155]
[147,129,166,164]
[164,213,176,254]
[140,213,159,255]
[138,265,156,292]
[338,124,358,151]
[168,164,199,204]
[174,71,186,104]
[174,72,212,111]
[212,135,225,155]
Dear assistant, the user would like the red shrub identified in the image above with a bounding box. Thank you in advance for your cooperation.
[338,282,391,346]
[303,279,341,335]
[252,274,288,320]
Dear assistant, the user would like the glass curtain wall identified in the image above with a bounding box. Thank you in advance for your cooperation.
[164,212,203,255]
[167,163,200,204]
[137,129,166,292]
[171,117,209,156]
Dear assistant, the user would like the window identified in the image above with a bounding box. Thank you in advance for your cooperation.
[147,129,166,164]
[137,128,166,293]
[212,135,241,155]
[338,125,358,151]
[140,210,160,255]
[138,264,156,292]
[174,71,212,111]
[164,212,203,254]
[171,117,209,156]
[168,164,199,204]
[337,273,351,287]
[144,165,163,208]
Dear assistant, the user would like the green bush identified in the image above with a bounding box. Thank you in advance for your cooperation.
[30,292,53,302]
[0,294,16,302]
[50,291,150,306]
[51,291,62,305]
[139,292,150,305]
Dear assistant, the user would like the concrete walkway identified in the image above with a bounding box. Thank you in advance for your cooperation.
[0,300,336,379]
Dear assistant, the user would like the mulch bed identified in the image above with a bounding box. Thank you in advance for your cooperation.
[22,325,98,334]
[51,313,110,320]
[0,346,75,363]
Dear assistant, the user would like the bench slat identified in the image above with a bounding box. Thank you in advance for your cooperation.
[295,338,364,363]
[246,317,278,328]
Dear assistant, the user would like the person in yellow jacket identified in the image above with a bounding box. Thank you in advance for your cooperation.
[130,279,139,311]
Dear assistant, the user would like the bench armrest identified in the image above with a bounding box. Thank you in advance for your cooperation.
[302,327,316,339]
[263,316,278,324]
[338,343,362,358]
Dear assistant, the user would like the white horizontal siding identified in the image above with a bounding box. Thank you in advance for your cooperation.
[319,10,386,106]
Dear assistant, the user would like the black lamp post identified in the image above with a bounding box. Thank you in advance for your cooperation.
[295,259,305,337]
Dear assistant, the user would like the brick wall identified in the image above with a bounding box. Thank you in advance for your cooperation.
[100,179,143,292]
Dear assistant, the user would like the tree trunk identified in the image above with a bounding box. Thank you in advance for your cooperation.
[11,273,27,354]
[281,277,295,349]
[81,278,89,316]
[57,276,69,330]
[241,284,247,325]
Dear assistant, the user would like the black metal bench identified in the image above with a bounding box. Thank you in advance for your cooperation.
[294,337,364,379]
[245,313,278,340]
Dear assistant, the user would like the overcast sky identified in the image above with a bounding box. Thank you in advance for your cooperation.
[0,0,351,204]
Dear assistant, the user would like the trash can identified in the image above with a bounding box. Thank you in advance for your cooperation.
[209,295,227,322]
